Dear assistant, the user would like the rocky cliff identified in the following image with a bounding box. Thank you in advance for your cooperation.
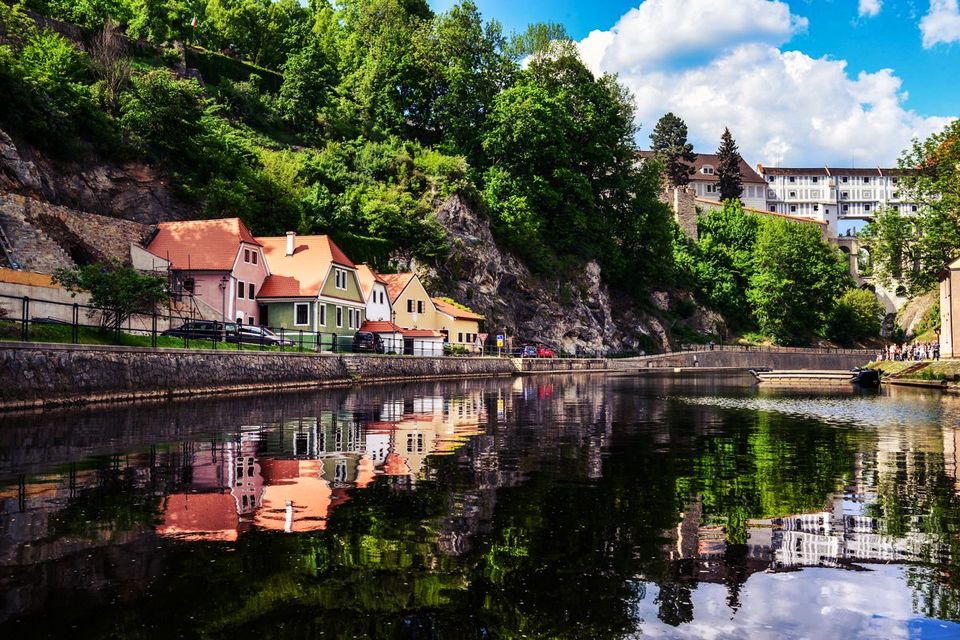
[0,129,715,352]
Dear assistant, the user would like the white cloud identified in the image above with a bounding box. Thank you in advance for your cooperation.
[577,0,955,166]
[858,0,882,18]
[920,0,960,47]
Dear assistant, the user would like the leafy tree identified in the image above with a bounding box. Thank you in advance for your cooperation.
[127,0,194,44]
[825,288,884,346]
[716,127,743,202]
[890,119,960,293]
[119,69,205,163]
[278,36,335,130]
[52,259,170,330]
[650,112,695,187]
[89,18,130,112]
[747,218,851,345]
[24,0,132,29]
[859,207,917,290]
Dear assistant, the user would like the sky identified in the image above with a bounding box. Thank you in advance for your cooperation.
[429,0,960,167]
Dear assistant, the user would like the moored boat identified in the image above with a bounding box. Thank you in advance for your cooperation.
[749,368,881,387]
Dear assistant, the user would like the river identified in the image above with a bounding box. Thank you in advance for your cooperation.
[1,373,959,639]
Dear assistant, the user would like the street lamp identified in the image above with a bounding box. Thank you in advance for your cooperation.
[219,275,229,322]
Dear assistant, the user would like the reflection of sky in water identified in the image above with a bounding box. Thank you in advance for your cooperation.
[676,391,950,430]
[629,566,960,640]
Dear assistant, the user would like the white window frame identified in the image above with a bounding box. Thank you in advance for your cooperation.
[335,268,348,291]
[294,302,310,326]
[336,305,343,328]
[348,308,355,329]
[318,303,326,326]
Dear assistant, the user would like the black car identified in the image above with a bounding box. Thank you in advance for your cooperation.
[162,321,237,341]
[352,331,384,354]
[226,325,295,347]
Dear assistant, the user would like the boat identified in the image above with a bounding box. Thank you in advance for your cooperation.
[749,368,881,387]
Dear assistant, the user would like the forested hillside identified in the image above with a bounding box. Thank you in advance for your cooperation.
[0,0,882,349]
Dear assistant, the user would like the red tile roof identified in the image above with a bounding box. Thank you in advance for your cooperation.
[256,234,354,298]
[356,264,387,300]
[402,329,443,338]
[360,320,404,333]
[638,151,765,183]
[379,273,417,304]
[432,297,483,321]
[147,218,259,271]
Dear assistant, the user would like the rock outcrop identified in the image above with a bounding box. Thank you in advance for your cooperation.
[0,128,192,224]
[420,194,685,354]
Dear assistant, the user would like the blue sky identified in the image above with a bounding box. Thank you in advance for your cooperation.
[429,1,960,166]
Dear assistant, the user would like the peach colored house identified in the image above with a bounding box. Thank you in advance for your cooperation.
[145,218,269,325]
[941,257,960,358]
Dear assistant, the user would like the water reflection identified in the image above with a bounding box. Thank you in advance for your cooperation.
[0,375,958,638]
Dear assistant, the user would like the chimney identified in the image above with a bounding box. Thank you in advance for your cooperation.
[285,231,295,256]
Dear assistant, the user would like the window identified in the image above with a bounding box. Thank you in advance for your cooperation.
[237,315,244,324]
[789,176,796,183]
[458,332,463,342]
[864,204,871,211]
[238,281,245,299]
[248,283,254,298]
[891,177,899,185]
[244,249,250,263]
[294,303,309,326]
[811,176,819,183]
[789,191,797,198]
[417,300,424,314]
[790,205,797,212]
[911,205,918,212]
[769,206,776,212]
[813,204,819,211]
[701,165,714,175]
[767,176,775,182]
[768,190,776,199]
[334,268,347,290]
[348,308,354,329]
[863,177,870,183]
[252,252,258,265]
[318,304,326,326]
[841,191,849,199]
[705,184,717,193]
[336,306,343,328]
[407,299,414,313]
[841,176,849,183]
[248,316,254,325]
[842,204,849,211]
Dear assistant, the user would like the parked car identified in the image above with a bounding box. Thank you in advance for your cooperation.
[352,331,384,354]
[226,325,294,347]
[536,344,555,358]
[162,321,237,341]
[518,345,537,358]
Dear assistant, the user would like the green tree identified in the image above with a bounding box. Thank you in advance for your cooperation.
[52,260,170,330]
[278,36,336,130]
[716,127,743,202]
[859,207,917,290]
[650,112,695,187]
[825,288,885,346]
[890,119,960,293]
[747,218,851,345]
[119,69,205,163]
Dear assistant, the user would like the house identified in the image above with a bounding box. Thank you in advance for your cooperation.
[402,328,445,356]
[356,264,392,321]
[144,217,269,325]
[638,150,767,209]
[379,272,442,330]
[941,257,960,358]
[256,232,366,340]
[432,297,484,353]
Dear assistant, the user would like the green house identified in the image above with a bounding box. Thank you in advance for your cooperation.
[256,233,366,347]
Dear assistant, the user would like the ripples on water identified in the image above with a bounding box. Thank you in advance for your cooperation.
[0,374,958,639]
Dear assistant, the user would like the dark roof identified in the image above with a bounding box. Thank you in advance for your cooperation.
[758,167,830,176]
[826,168,881,177]
[638,151,764,183]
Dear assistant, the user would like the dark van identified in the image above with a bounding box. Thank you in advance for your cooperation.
[352,331,384,354]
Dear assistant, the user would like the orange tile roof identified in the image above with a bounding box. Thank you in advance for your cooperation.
[0,268,57,288]
[432,297,483,321]
[257,234,354,298]
[402,328,443,338]
[356,264,387,300]
[156,493,239,542]
[147,218,259,271]
[360,320,403,333]
[379,272,416,304]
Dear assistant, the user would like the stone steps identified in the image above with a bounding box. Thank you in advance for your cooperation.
[0,193,75,273]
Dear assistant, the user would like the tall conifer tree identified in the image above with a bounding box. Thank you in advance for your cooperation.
[650,112,695,187]
[716,127,743,202]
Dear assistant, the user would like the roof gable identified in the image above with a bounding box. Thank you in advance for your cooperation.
[432,297,483,321]
[379,272,419,304]
[147,218,259,271]
[256,235,355,298]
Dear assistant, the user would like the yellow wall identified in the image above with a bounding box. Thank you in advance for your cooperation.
[391,276,441,330]
[441,315,481,351]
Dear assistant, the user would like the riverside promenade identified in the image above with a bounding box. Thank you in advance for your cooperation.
[0,342,874,410]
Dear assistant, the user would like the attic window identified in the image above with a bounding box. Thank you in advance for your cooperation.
[811,177,819,183]
[701,165,714,175]
[789,176,796,183]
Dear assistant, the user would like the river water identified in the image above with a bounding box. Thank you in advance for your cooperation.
[1,373,959,639]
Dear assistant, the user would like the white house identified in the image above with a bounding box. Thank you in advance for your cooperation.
[356,264,392,322]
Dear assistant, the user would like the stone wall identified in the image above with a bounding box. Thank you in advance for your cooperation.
[0,344,516,409]
[609,349,873,370]
[516,358,610,372]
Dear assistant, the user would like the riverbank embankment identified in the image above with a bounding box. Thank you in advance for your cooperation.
[867,359,960,393]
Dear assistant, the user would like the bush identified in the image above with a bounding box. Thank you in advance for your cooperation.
[825,289,885,346]
[119,69,205,162]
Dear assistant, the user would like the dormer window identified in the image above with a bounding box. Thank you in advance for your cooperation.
[701,165,714,175]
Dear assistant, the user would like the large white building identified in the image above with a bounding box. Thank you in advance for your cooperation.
[760,166,918,238]
[639,151,768,210]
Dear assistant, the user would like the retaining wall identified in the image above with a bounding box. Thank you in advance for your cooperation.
[516,358,610,372]
[0,343,514,409]
[609,350,872,371]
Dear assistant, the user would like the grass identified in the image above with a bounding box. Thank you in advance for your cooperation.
[0,321,329,353]
[867,358,960,381]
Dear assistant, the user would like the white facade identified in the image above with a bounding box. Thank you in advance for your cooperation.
[366,281,392,322]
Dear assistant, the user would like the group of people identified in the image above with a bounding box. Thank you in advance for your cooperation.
[878,342,940,361]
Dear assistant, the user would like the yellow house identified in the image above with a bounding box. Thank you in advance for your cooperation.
[379,273,442,330]
[941,256,960,358]
[432,297,484,352]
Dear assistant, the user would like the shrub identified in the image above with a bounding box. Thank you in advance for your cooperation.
[825,289,885,346]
